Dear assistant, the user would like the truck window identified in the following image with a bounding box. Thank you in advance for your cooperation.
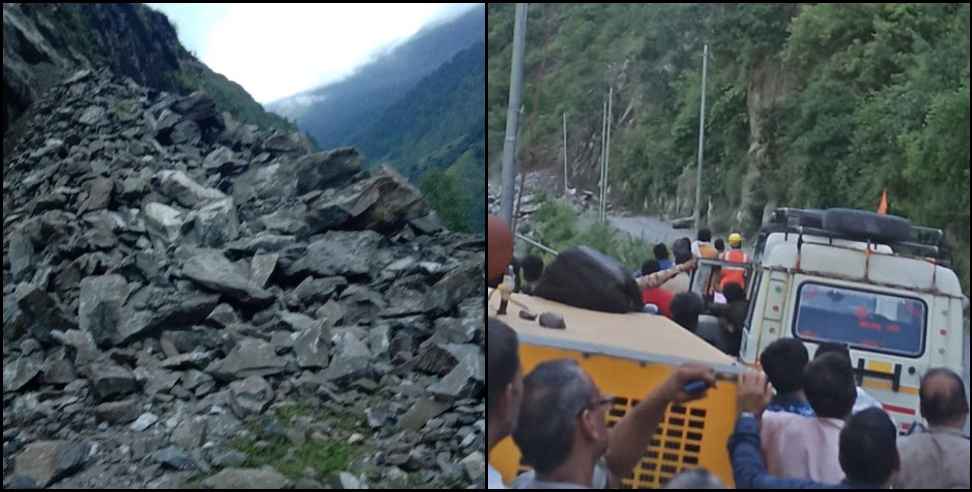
[793,282,926,358]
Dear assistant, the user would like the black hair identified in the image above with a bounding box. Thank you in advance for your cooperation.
[513,359,595,474]
[673,238,693,265]
[804,352,857,419]
[521,255,545,283]
[714,238,726,252]
[760,338,809,394]
[919,368,970,426]
[641,259,661,277]
[839,408,900,485]
[671,292,704,334]
[698,229,712,243]
[654,243,671,261]
[814,341,851,362]
[722,283,746,304]
[487,318,520,415]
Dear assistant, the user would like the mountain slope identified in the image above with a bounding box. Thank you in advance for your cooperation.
[355,41,485,233]
[3,3,295,146]
[353,41,484,179]
[267,6,485,151]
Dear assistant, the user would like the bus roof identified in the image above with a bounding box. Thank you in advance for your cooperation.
[488,290,739,370]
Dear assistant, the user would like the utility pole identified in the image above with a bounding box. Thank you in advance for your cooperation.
[694,44,708,232]
[604,85,613,224]
[500,3,528,227]
[599,99,607,223]
[563,112,568,194]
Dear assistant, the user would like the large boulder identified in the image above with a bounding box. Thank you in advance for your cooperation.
[142,202,185,244]
[263,132,307,155]
[207,338,287,381]
[4,354,43,393]
[182,250,275,307]
[292,322,330,369]
[203,146,246,175]
[14,284,75,344]
[201,466,292,489]
[424,261,482,316]
[154,170,226,209]
[9,232,34,283]
[13,441,90,488]
[283,231,383,279]
[427,349,485,399]
[172,91,219,125]
[79,177,114,212]
[228,375,274,418]
[90,363,137,402]
[293,276,347,306]
[304,166,429,235]
[322,331,371,385]
[185,197,240,247]
[294,147,360,195]
[77,274,128,348]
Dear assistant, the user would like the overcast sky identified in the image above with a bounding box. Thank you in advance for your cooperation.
[147,3,480,104]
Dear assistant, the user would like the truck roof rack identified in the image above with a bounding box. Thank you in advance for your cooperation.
[756,208,952,266]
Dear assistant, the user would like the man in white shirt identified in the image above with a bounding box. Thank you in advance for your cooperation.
[487,318,524,489]
[761,352,857,483]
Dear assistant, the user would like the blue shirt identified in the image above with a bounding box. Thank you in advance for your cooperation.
[728,415,885,490]
[766,395,816,418]
[658,259,674,270]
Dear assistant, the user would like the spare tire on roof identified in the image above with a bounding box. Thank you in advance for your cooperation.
[534,246,643,314]
[822,208,912,243]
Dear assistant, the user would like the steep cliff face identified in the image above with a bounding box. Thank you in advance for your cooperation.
[3,3,293,148]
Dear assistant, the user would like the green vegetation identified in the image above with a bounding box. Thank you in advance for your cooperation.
[530,197,651,272]
[223,401,367,482]
[488,3,970,290]
[169,61,296,134]
[230,432,356,481]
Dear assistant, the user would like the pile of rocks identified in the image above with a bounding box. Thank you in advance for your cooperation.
[2,69,485,489]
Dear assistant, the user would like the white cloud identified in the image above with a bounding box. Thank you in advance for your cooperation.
[195,3,480,104]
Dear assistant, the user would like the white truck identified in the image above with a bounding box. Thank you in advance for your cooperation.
[689,208,968,434]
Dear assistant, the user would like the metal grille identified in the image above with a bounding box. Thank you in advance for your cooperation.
[512,396,707,489]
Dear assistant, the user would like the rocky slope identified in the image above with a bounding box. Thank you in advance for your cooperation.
[3,3,295,149]
[2,68,485,489]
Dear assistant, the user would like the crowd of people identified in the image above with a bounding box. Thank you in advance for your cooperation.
[488,223,969,489]
[487,317,971,489]
[509,229,752,356]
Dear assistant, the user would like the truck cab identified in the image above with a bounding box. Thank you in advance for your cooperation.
[690,208,967,434]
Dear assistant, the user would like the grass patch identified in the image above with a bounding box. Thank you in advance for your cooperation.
[531,196,652,272]
[220,400,369,482]
[230,433,357,481]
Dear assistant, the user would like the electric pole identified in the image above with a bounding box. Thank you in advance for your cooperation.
[500,4,528,227]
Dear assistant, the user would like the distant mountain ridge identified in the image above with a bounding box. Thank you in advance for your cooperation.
[266,5,485,151]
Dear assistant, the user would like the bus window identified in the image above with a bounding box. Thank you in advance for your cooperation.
[793,283,926,358]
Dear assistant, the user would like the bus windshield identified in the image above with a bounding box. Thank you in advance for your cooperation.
[793,283,926,357]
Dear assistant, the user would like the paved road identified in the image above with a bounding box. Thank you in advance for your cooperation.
[608,215,695,249]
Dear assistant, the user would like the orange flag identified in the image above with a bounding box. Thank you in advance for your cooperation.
[877,190,888,215]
